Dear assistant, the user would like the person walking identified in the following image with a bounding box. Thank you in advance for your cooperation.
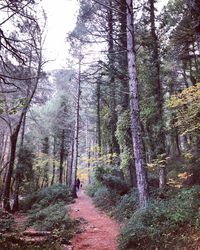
[76,178,80,191]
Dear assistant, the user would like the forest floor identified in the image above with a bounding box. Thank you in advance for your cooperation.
[13,212,73,249]
[70,189,120,250]
[12,189,120,250]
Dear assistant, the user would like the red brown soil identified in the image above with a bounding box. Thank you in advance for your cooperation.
[70,189,120,250]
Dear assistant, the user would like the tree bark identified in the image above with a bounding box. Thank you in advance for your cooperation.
[67,131,75,189]
[108,0,120,155]
[3,131,19,212]
[51,136,56,185]
[96,79,102,154]
[71,55,82,198]
[87,145,91,184]
[159,167,167,189]
[149,0,167,189]
[12,174,20,212]
[12,110,28,212]
[117,0,136,187]
[126,0,149,208]
[59,130,65,184]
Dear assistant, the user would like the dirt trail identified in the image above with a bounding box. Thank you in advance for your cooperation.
[70,189,120,250]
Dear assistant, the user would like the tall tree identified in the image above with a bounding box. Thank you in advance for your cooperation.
[148,0,166,188]
[70,55,82,198]
[126,0,149,208]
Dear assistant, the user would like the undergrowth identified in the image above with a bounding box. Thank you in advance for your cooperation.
[0,184,76,249]
[20,184,73,212]
[119,186,200,249]
[0,210,15,233]
[90,156,200,249]
[93,186,120,211]
[0,234,62,250]
[111,190,138,222]
[27,201,76,242]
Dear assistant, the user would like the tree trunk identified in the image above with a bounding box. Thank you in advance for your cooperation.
[3,132,18,212]
[108,0,120,156]
[71,55,82,198]
[118,0,136,187]
[59,130,65,184]
[88,145,91,184]
[96,79,102,154]
[149,0,167,189]
[20,112,27,148]
[12,111,28,212]
[12,174,20,212]
[126,0,149,208]
[128,155,136,187]
[51,137,56,186]
[119,0,129,111]
[0,133,9,169]
[67,128,75,188]
[159,167,167,189]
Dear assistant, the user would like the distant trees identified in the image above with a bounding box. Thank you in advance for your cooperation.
[28,69,76,189]
[0,0,199,212]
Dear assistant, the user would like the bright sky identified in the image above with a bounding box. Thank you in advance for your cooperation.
[41,0,79,70]
[40,0,168,71]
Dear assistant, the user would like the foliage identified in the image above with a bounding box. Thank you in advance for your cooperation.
[94,166,109,183]
[93,187,120,211]
[81,145,118,170]
[20,184,72,212]
[119,186,200,250]
[32,153,56,190]
[112,190,138,222]
[182,152,200,186]
[116,111,131,146]
[86,182,103,197]
[116,111,133,175]
[119,147,132,171]
[27,202,76,242]
[94,166,129,195]
[0,210,15,233]
[101,106,112,148]
[102,174,129,195]
[14,146,35,194]
[168,83,200,135]
[23,185,77,245]
[0,234,62,250]
[147,154,169,171]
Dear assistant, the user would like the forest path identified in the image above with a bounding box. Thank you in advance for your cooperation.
[69,189,120,250]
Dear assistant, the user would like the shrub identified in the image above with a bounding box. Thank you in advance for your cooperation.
[0,210,15,232]
[28,202,66,229]
[102,174,129,195]
[86,182,102,197]
[119,186,200,250]
[148,173,159,188]
[27,202,76,243]
[95,166,109,183]
[112,190,138,222]
[182,154,200,186]
[20,184,72,211]
[94,187,120,211]
[0,234,62,250]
